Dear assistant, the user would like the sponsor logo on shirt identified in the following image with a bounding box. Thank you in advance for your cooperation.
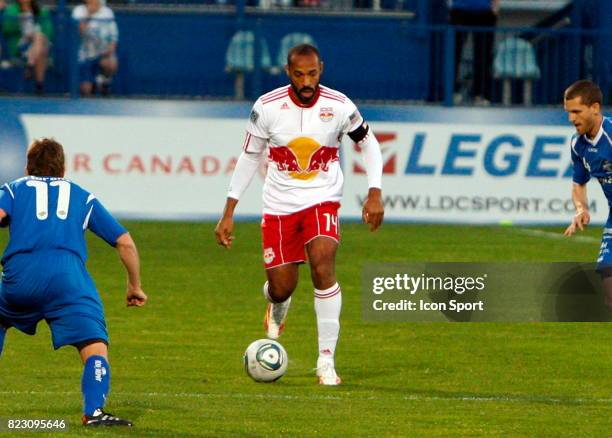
[268,137,339,180]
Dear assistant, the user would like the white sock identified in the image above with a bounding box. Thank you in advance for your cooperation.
[314,283,342,360]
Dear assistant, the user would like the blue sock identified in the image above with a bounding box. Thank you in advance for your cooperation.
[0,326,5,356]
[81,355,110,416]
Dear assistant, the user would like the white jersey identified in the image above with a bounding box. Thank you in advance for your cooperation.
[72,5,119,62]
[244,84,364,215]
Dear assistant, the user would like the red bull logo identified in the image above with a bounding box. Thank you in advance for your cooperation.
[268,137,339,180]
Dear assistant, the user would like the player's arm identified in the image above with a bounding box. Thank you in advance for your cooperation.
[215,129,267,248]
[87,197,147,306]
[0,183,14,228]
[215,148,264,248]
[115,232,147,307]
[347,112,384,232]
[564,183,590,236]
[564,139,591,237]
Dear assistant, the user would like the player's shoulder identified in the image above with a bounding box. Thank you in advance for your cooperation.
[258,85,291,106]
[318,85,351,105]
[570,133,584,152]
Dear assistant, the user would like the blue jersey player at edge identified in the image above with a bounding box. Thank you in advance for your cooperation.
[0,138,148,427]
[563,80,612,310]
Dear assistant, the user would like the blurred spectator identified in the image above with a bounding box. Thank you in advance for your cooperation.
[449,0,499,105]
[72,0,118,96]
[0,0,53,94]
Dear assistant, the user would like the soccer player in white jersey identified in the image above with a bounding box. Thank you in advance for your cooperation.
[215,44,384,385]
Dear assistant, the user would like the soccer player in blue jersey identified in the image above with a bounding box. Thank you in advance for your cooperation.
[0,138,147,426]
[563,80,612,309]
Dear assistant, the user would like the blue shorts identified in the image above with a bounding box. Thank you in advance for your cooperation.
[0,251,108,349]
[596,216,612,275]
[78,56,102,84]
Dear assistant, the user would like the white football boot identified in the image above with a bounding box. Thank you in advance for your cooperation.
[263,296,291,340]
[316,357,342,386]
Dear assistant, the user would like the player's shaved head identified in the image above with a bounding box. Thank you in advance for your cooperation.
[287,44,321,67]
[26,138,65,178]
[564,80,603,107]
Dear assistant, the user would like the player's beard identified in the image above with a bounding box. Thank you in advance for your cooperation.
[292,83,318,104]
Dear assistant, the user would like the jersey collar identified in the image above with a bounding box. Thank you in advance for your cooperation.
[584,118,604,146]
[288,86,320,108]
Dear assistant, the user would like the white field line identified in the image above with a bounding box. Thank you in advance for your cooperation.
[0,390,610,406]
[515,228,600,244]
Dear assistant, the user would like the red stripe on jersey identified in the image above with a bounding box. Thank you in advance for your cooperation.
[262,88,290,103]
[320,92,345,104]
[262,86,289,100]
[262,93,289,105]
[320,87,346,101]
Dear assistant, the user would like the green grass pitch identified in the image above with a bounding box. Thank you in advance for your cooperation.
[0,222,610,437]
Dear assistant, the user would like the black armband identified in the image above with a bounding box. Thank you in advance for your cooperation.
[348,121,369,143]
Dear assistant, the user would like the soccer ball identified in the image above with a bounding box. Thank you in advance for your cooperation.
[244,339,288,382]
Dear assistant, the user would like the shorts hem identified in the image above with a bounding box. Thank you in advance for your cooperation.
[54,336,109,351]
[304,234,340,246]
[265,260,306,270]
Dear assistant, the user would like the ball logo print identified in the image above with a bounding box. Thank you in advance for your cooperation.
[268,137,339,181]
[244,339,288,382]
[255,343,282,371]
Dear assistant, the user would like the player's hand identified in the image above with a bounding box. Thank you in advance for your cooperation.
[564,210,590,236]
[362,188,384,232]
[126,286,147,307]
[215,216,235,248]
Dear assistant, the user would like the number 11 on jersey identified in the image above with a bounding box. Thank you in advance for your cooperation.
[26,180,71,220]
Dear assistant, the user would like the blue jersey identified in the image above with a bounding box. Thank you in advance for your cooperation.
[0,176,126,266]
[571,117,612,206]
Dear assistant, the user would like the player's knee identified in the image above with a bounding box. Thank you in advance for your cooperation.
[76,340,108,363]
[310,262,335,288]
[268,281,295,302]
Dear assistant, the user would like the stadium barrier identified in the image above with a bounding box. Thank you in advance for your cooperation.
[0,5,609,104]
[0,97,608,224]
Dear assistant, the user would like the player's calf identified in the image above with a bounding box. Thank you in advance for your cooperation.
[263,281,291,339]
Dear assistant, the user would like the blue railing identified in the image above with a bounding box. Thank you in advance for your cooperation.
[0,4,609,105]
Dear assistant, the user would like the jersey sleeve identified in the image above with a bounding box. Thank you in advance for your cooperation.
[87,198,127,246]
[0,183,15,227]
[245,99,269,139]
[343,98,365,135]
[571,137,590,185]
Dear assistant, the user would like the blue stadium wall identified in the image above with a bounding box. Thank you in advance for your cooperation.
[2,4,610,103]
